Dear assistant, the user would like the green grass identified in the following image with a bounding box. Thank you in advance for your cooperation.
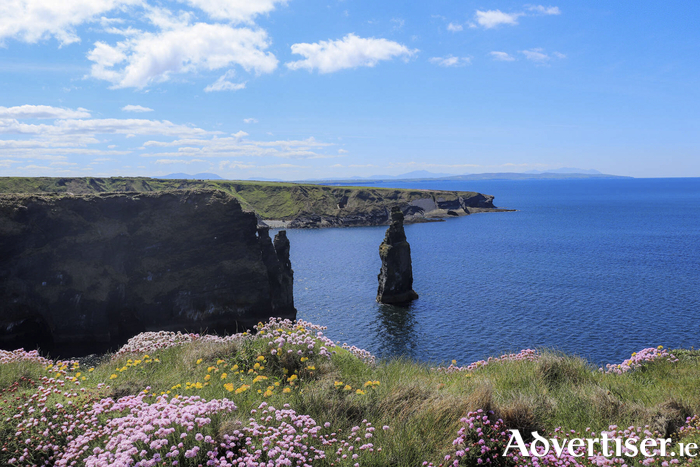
[2,329,700,466]
[0,176,484,220]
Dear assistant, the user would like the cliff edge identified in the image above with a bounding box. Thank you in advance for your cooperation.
[0,189,295,353]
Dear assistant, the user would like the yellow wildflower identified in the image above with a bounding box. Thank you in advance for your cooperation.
[283,387,291,393]
[257,356,265,362]
[224,383,234,392]
[221,373,228,380]
[217,359,225,365]
[196,359,202,365]
[343,385,352,391]
[231,364,239,371]
[253,363,261,370]
[253,375,269,384]
[263,389,274,397]
[204,374,211,381]
[88,368,94,372]
[355,389,365,395]
[110,374,117,379]
[300,357,308,362]
[306,365,315,371]
[287,374,298,382]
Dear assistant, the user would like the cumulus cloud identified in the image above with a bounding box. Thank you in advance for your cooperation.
[0,0,140,45]
[0,104,340,176]
[429,55,471,67]
[122,104,153,112]
[527,5,561,15]
[489,51,515,61]
[0,105,91,119]
[286,33,417,73]
[204,70,246,92]
[520,48,565,63]
[180,0,288,23]
[446,22,463,32]
[474,10,523,28]
[88,22,278,88]
[473,5,560,28]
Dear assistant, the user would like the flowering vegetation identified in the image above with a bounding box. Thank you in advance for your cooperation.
[432,349,539,374]
[603,346,679,374]
[1,321,698,467]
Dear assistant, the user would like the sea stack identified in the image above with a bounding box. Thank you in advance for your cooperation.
[377,206,419,304]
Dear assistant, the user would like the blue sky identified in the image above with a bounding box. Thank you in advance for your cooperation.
[0,1,698,180]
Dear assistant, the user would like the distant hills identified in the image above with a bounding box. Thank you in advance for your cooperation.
[157,169,629,184]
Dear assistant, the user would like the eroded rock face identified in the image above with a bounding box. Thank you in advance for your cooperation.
[376,207,419,304]
[0,190,295,353]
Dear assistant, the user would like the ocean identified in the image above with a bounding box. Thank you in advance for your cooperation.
[284,178,700,367]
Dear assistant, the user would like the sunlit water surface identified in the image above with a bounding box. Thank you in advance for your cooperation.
[285,178,700,366]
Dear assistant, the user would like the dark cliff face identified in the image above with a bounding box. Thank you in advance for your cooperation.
[376,207,419,305]
[0,190,295,354]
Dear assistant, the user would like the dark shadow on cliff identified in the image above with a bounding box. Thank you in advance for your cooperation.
[373,303,418,359]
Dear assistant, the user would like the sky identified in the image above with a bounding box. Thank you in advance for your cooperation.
[0,1,698,180]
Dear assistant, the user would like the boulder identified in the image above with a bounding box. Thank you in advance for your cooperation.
[0,189,295,353]
[376,207,419,304]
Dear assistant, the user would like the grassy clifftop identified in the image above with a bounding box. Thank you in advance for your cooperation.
[0,177,491,222]
[1,319,699,466]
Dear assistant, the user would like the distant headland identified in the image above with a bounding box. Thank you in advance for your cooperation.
[0,176,511,229]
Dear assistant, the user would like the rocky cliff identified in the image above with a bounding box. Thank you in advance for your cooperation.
[0,177,507,228]
[0,190,295,353]
[377,207,419,304]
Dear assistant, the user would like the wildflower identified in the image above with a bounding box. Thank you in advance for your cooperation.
[256,356,265,362]
[224,383,234,392]
[220,373,227,379]
[263,389,273,397]
[196,358,202,365]
[306,365,316,371]
[283,388,291,393]
[355,389,365,395]
[287,374,298,382]
[110,374,118,380]
[344,385,352,391]
[301,357,308,362]
[217,359,225,364]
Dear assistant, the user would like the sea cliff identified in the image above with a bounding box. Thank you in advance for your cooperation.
[0,189,294,352]
[0,177,507,228]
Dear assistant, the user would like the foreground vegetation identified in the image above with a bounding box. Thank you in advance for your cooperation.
[2,319,700,466]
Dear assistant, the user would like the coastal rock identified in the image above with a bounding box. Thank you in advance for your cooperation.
[377,207,419,304]
[0,189,296,353]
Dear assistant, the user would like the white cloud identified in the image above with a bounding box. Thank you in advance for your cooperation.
[243,118,259,124]
[204,70,246,92]
[429,55,471,67]
[286,33,417,73]
[520,48,565,63]
[122,104,153,112]
[0,0,140,45]
[527,5,561,15]
[391,18,405,30]
[180,0,287,23]
[489,51,515,61]
[0,105,91,119]
[140,135,335,160]
[521,48,550,62]
[475,10,523,28]
[446,23,463,32]
[88,22,278,88]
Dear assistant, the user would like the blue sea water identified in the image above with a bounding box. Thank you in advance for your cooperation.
[283,178,700,367]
